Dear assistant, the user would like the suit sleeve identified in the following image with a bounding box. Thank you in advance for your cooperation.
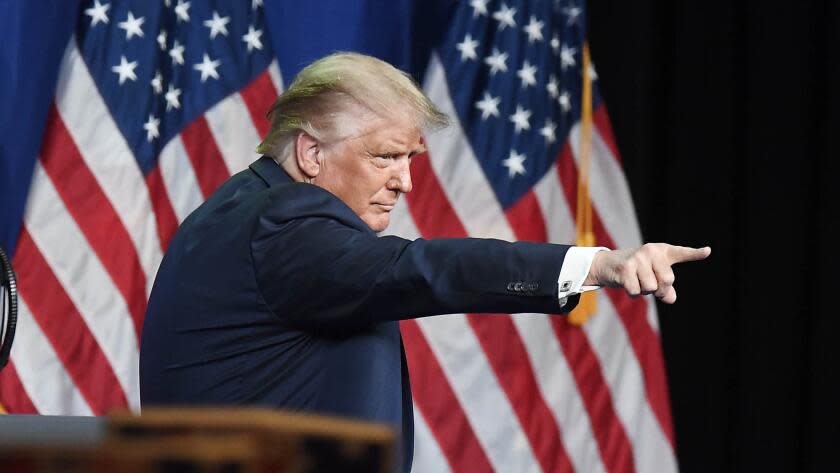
[252,211,579,330]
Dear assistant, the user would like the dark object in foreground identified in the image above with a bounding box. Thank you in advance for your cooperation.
[0,245,17,371]
[0,407,394,473]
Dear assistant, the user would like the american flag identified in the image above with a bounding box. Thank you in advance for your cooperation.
[0,1,677,472]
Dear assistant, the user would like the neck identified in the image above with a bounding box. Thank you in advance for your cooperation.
[278,156,309,183]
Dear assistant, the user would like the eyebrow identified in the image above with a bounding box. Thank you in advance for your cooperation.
[366,140,425,157]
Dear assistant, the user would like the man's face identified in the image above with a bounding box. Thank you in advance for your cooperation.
[314,115,424,232]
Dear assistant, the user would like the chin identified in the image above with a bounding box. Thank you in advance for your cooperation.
[365,215,391,233]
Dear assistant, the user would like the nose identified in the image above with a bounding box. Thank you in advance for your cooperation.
[389,157,413,194]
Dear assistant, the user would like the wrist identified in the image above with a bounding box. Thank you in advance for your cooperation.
[583,250,606,286]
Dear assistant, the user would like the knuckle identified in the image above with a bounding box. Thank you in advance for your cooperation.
[644,243,666,258]
[615,261,629,277]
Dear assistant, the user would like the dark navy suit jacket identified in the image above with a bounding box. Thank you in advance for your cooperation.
[140,156,578,472]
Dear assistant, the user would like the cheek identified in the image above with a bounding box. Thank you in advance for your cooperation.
[355,167,391,200]
[321,162,356,197]
[320,157,389,211]
[327,166,375,213]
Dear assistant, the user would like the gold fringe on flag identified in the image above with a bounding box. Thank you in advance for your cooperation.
[569,42,597,326]
[0,402,6,414]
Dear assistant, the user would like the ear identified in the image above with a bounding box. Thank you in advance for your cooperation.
[294,131,322,179]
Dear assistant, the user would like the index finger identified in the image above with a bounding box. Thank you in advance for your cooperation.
[666,245,711,264]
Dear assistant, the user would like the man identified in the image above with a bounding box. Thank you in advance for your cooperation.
[140,53,709,472]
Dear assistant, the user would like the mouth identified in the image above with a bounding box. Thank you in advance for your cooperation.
[373,203,396,211]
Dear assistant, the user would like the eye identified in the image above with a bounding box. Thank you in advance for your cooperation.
[371,154,396,167]
[370,154,391,168]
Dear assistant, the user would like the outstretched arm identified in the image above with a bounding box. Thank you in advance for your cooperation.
[253,215,578,330]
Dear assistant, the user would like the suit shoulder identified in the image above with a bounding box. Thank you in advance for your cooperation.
[177,168,265,227]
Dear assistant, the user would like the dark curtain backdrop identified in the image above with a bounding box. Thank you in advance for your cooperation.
[587,0,839,471]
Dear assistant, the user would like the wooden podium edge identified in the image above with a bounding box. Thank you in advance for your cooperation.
[108,407,395,444]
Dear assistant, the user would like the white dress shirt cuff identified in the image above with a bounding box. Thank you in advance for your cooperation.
[557,246,609,308]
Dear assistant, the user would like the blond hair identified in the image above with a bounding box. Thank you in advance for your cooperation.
[256,52,449,161]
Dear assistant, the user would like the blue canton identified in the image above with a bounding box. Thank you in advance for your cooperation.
[76,0,273,175]
[439,0,604,209]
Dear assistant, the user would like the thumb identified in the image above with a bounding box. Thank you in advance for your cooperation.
[666,245,711,264]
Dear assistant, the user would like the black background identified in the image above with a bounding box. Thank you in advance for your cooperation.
[587,1,839,471]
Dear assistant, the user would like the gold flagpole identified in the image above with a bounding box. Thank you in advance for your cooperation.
[569,42,597,326]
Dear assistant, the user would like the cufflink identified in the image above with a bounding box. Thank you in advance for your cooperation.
[559,280,572,292]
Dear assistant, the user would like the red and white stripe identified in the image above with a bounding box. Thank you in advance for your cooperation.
[23,163,140,410]
[6,298,92,416]
[0,38,279,416]
[384,54,677,472]
[54,41,164,301]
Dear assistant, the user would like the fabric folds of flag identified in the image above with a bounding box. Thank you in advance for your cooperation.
[0,1,677,473]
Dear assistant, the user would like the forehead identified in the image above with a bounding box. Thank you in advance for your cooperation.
[350,115,423,152]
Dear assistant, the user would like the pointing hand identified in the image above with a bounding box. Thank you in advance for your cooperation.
[584,244,711,304]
